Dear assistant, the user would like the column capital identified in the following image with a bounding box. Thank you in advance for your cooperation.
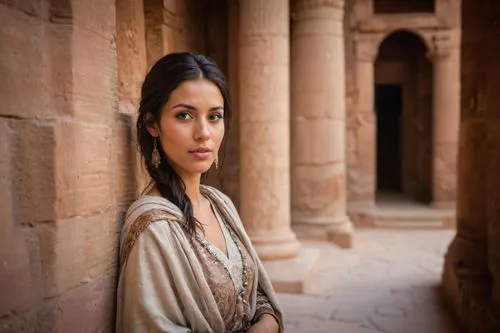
[427,31,458,61]
[292,0,344,12]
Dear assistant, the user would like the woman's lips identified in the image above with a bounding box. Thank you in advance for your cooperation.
[189,149,212,160]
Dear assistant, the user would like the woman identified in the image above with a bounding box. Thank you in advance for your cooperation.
[116,52,283,333]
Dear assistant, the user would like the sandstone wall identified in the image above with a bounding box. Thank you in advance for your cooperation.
[0,0,223,331]
[0,1,119,331]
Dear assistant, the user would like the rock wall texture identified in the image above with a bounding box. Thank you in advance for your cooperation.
[442,0,500,331]
[0,0,216,331]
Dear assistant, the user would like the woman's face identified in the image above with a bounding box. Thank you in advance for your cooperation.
[149,78,225,178]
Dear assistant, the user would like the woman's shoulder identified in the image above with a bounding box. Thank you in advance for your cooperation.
[121,195,184,246]
[125,195,183,223]
[200,185,236,209]
[119,195,185,270]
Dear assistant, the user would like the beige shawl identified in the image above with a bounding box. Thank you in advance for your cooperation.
[115,185,283,333]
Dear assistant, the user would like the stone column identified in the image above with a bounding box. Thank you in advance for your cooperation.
[239,0,300,260]
[223,0,240,207]
[441,3,496,329]
[291,0,354,248]
[431,32,460,209]
[116,0,149,198]
[486,17,500,327]
[351,35,378,206]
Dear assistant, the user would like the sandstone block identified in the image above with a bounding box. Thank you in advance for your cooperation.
[72,0,115,39]
[0,6,51,119]
[69,25,118,124]
[456,119,487,237]
[11,120,57,225]
[116,0,147,107]
[292,163,347,216]
[0,119,13,232]
[239,166,290,232]
[2,0,48,19]
[113,115,137,206]
[240,122,289,168]
[38,211,118,298]
[239,0,288,36]
[238,64,289,123]
[57,270,116,333]
[55,121,114,218]
[0,229,43,318]
[292,118,345,164]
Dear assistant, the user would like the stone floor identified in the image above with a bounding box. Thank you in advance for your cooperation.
[277,229,458,333]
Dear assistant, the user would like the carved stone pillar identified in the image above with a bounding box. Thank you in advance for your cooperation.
[430,32,460,209]
[291,0,354,248]
[441,5,497,329]
[350,34,378,207]
[239,0,300,260]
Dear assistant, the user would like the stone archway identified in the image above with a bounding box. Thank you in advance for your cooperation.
[375,30,433,204]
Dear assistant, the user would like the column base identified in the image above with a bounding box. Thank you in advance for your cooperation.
[442,237,500,332]
[292,215,355,249]
[250,229,301,261]
[262,246,320,294]
[432,200,456,210]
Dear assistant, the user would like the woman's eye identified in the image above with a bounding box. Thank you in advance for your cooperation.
[209,113,223,122]
[176,112,193,120]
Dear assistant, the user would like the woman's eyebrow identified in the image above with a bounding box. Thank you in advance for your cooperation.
[172,104,224,112]
[172,103,196,110]
[209,105,224,111]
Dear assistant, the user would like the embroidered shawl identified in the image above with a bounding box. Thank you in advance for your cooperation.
[115,185,284,333]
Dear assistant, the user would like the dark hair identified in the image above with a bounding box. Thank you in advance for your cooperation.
[137,52,232,237]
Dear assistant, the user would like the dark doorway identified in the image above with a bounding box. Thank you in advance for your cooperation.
[376,84,403,193]
[375,30,432,203]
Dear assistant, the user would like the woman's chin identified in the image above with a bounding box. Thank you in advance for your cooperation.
[188,163,214,175]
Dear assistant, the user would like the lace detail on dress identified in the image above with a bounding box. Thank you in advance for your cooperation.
[192,199,256,332]
[203,205,244,293]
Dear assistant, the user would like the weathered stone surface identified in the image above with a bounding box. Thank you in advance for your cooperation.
[0,6,51,119]
[114,114,140,206]
[11,120,57,225]
[280,229,457,333]
[0,119,13,235]
[239,0,300,260]
[38,211,118,298]
[0,120,44,319]
[116,0,147,114]
[292,119,345,164]
[0,269,115,333]
[442,0,500,331]
[223,0,240,208]
[432,50,460,206]
[69,27,118,124]
[291,0,353,247]
[54,121,114,218]
[57,269,116,333]
[292,164,346,218]
[144,0,207,66]
[0,228,43,318]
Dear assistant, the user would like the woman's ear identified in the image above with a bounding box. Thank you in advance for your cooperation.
[144,113,160,137]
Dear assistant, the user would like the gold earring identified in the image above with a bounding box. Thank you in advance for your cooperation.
[152,138,161,168]
[215,157,219,170]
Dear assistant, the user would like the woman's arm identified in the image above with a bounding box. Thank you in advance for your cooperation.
[248,287,280,333]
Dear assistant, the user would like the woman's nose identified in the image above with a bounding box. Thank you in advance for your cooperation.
[194,119,210,141]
